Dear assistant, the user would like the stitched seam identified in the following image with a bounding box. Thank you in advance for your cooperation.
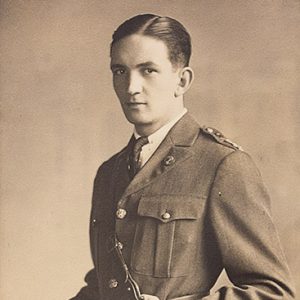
[168,221,176,277]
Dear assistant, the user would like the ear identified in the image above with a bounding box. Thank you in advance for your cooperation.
[175,67,194,97]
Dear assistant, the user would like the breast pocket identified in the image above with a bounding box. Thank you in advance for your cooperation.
[130,195,205,278]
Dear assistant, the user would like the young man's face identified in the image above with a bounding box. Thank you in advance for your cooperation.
[110,34,184,136]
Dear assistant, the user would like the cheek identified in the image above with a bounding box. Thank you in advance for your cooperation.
[151,84,176,101]
[113,79,125,97]
[154,75,178,94]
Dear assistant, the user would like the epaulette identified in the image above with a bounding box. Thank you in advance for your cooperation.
[201,126,243,151]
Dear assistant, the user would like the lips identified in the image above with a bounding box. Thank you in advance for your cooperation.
[126,101,146,107]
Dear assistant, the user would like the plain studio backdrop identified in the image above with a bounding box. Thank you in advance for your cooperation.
[1,0,299,299]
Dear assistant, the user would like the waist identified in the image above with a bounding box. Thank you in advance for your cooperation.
[170,293,208,300]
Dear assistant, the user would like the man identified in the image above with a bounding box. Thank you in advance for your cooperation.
[70,14,295,300]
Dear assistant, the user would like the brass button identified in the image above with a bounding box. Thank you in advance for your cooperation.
[92,218,97,227]
[108,278,118,288]
[162,212,171,220]
[164,155,175,166]
[116,208,127,219]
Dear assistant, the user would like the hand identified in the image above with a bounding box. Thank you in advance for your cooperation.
[141,294,160,300]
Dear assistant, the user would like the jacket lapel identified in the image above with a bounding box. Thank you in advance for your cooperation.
[110,137,133,203]
[114,113,201,199]
[113,113,199,201]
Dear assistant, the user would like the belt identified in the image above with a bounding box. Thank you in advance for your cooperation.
[170,293,208,300]
[107,236,208,300]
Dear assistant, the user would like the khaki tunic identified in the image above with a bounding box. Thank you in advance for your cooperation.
[70,113,295,300]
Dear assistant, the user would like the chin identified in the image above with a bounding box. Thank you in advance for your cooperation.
[127,118,151,127]
[124,112,151,126]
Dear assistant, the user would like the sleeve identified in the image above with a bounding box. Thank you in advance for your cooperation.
[202,150,295,299]
[69,268,99,300]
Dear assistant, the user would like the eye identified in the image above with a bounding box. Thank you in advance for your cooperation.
[112,68,126,76]
[143,68,156,75]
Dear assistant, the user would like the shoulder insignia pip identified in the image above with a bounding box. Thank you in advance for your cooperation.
[201,126,243,151]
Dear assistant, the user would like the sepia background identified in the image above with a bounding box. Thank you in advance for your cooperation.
[1,0,299,299]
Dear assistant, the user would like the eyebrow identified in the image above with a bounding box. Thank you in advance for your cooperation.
[136,61,158,68]
[110,64,124,70]
[110,61,159,70]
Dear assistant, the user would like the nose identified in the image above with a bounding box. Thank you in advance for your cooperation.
[127,71,142,95]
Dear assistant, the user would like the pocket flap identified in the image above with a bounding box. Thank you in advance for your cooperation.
[137,195,204,223]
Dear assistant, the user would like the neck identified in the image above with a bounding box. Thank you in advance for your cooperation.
[134,108,186,136]
[135,124,164,137]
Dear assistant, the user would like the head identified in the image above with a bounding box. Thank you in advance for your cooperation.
[110,14,194,136]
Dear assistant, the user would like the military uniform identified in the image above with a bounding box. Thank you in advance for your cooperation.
[71,113,295,300]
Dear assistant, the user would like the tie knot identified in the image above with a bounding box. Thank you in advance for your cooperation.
[133,136,149,155]
[129,136,149,178]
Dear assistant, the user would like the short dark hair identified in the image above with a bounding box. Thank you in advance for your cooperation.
[111,14,192,68]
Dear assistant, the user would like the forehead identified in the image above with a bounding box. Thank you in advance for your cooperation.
[110,34,172,67]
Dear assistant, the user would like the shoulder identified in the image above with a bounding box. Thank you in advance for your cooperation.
[95,144,129,177]
[200,126,243,151]
[199,128,268,204]
[192,125,244,165]
[199,127,262,188]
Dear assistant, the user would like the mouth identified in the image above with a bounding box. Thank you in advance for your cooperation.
[125,102,146,108]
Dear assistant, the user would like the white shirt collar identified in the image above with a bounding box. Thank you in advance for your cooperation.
[132,108,187,167]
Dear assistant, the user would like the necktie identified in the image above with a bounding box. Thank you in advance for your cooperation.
[130,136,149,178]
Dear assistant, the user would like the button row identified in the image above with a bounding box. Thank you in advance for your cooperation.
[108,278,118,289]
[116,208,127,219]
[162,212,171,220]
[116,208,172,220]
[108,279,133,293]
